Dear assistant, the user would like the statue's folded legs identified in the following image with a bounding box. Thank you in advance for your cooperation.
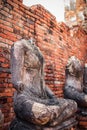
[9,39,77,130]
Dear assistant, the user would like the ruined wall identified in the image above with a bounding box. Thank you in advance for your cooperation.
[65,0,86,27]
[0,0,87,129]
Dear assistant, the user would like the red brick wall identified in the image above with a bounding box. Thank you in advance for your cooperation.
[0,0,87,129]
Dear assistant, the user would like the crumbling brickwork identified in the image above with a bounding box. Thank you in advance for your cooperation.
[0,0,87,129]
[65,0,86,27]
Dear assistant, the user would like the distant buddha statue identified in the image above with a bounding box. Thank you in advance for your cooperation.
[10,39,77,130]
[64,56,87,113]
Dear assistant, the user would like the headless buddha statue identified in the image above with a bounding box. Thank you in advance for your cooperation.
[10,39,77,130]
[64,56,87,115]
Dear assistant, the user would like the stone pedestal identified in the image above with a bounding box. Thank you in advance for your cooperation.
[9,117,78,130]
[44,117,78,130]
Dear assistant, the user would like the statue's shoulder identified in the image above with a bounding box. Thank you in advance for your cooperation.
[13,39,28,47]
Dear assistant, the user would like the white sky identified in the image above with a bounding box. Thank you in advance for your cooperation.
[23,0,65,22]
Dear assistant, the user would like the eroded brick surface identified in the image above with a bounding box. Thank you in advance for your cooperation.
[65,0,86,27]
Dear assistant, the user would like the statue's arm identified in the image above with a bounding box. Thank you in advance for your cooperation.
[11,41,24,92]
[45,86,56,99]
[44,86,60,105]
[64,85,87,107]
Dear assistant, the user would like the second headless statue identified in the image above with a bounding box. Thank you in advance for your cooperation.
[64,56,87,115]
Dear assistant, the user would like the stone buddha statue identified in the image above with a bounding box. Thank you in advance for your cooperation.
[10,39,77,130]
[64,56,87,114]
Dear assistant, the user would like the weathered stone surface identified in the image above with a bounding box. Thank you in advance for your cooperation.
[9,39,77,129]
[64,56,87,129]
[64,56,87,108]
[10,117,77,130]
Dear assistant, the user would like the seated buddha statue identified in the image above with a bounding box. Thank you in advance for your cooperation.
[64,56,87,115]
[10,39,77,130]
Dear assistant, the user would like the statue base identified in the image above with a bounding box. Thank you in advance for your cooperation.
[77,108,87,129]
[44,117,77,130]
[9,117,77,130]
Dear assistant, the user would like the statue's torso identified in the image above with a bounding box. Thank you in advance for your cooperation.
[15,43,47,100]
[66,76,83,92]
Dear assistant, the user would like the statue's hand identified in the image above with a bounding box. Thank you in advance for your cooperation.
[48,98,59,105]
[15,81,24,93]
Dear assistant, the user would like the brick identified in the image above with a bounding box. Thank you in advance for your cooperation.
[0,87,5,93]
[7,97,13,103]
[0,19,12,27]
[5,39,13,45]
[0,33,7,39]
[3,7,10,12]
[3,31,17,42]
[0,73,8,78]
[14,7,23,15]
[0,24,13,32]
[8,84,13,87]
[1,63,9,68]
[0,37,6,43]
[7,0,19,8]
[0,10,9,17]
[0,57,6,62]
